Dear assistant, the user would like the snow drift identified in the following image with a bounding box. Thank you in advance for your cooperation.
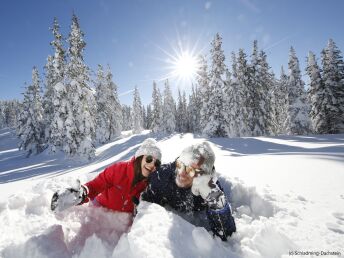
[0,129,344,257]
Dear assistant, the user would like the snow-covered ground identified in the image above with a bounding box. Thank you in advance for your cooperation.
[0,127,343,258]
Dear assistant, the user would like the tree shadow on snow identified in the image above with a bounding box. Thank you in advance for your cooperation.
[0,132,173,183]
[206,135,344,164]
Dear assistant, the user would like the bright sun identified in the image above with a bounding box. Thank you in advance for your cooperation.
[173,51,199,80]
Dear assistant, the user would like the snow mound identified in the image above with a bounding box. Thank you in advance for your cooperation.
[219,176,276,218]
[113,201,238,258]
[0,174,294,258]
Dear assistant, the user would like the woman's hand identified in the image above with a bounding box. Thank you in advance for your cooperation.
[51,179,88,212]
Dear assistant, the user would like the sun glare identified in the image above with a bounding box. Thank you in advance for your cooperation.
[173,51,199,80]
[154,35,206,88]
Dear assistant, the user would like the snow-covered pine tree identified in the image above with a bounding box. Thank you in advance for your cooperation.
[236,49,251,136]
[121,105,132,131]
[182,91,189,132]
[306,51,327,134]
[95,64,109,143]
[0,100,19,129]
[197,55,211,132]
[286,47,311,135]
[203,33,227,137]
[257,49,274,136]
[17,67,45,157]
[320,39,344,133]
[248,40,263,136]
[142,105,147,129]
[223,67,235,137]
[225,52,242,137]
[43,17,66,144]
[270,66,289,135]
[0,101,4,128]
[146,104,152,130]
[95,64,122,143]
[162,79,176,133]
[150,81,163,133]
[105,65,122,139]
[188,84,201,133]
[65,13,96,159]
[132,86,143,134]
[176,89,188,133]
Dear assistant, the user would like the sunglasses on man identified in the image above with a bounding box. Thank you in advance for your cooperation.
[145,155,161,169]
[176,160,206,178]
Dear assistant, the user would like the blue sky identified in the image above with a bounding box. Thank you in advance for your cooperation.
[0,0,343,105]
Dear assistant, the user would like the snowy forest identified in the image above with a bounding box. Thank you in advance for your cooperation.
[1,14,344,159]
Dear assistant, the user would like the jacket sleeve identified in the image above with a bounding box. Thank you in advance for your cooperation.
[141,163,172,206]
[206,180,236,241]
[85,162,124,200]
[206,202,236,241]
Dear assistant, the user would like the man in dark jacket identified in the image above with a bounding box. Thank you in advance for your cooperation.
[141,142,236,241]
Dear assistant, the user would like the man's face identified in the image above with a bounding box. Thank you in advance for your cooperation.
[175,161,202,188]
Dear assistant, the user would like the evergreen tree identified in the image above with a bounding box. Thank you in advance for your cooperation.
[95,65,122,143]
[121,105,132,131]
[320,39,344,133]
[17,68,45,157]
[256,49,274,136]
[270,66,289,135]
[188,84,201,133]
[0,100,20,128]
[162,79,176,133]
[225,52,242,137]
[286,47,311,135]
[142,105,147,129]
[105,65,122,139]
[306,51,327,134]
[65,13,96,159]
[236,49,251,136]
[132,86,143,134]
[150,81,163,133]
[249,40,262,135]
[176,89,188,132]
[203,33,227,137]
[95,64,109,143]
[0,101,4,128]
[44,17,66,145]
[197,55,210,132]
[146,104,152,130]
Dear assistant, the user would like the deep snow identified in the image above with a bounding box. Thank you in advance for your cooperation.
[0,128,343,258]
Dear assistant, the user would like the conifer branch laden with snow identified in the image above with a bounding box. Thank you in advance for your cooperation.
[318,39,344,133]
[150,81,163,133]
[63,14,96,159]
[162,80,176,133]
[132,86,143,134]
[17,67,45,157]
[286,47,311,135]
[202,33,227,137]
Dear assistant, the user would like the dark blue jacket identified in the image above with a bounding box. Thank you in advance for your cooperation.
[141,161,236,241]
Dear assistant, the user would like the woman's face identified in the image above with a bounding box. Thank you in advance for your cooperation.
[141,155,159,177]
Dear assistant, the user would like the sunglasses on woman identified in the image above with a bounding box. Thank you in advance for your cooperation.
[176,160,206,178]
[145,155,161,169]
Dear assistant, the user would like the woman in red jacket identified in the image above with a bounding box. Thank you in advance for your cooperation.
[51,138,162,214]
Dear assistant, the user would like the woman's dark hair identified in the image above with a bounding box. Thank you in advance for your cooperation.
[131,155,145,188]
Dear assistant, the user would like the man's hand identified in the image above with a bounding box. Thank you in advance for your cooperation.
[191,175,226,210]
[51,179,88,212]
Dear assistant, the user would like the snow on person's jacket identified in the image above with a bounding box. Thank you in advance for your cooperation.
[85,157,147,213]
[141,161,236,241]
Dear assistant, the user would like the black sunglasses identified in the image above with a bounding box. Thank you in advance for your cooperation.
[145,155,161,168]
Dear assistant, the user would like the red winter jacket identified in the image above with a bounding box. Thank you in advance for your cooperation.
[84,157,147,213]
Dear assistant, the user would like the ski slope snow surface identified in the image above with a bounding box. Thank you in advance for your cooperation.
[0,128,343,258]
